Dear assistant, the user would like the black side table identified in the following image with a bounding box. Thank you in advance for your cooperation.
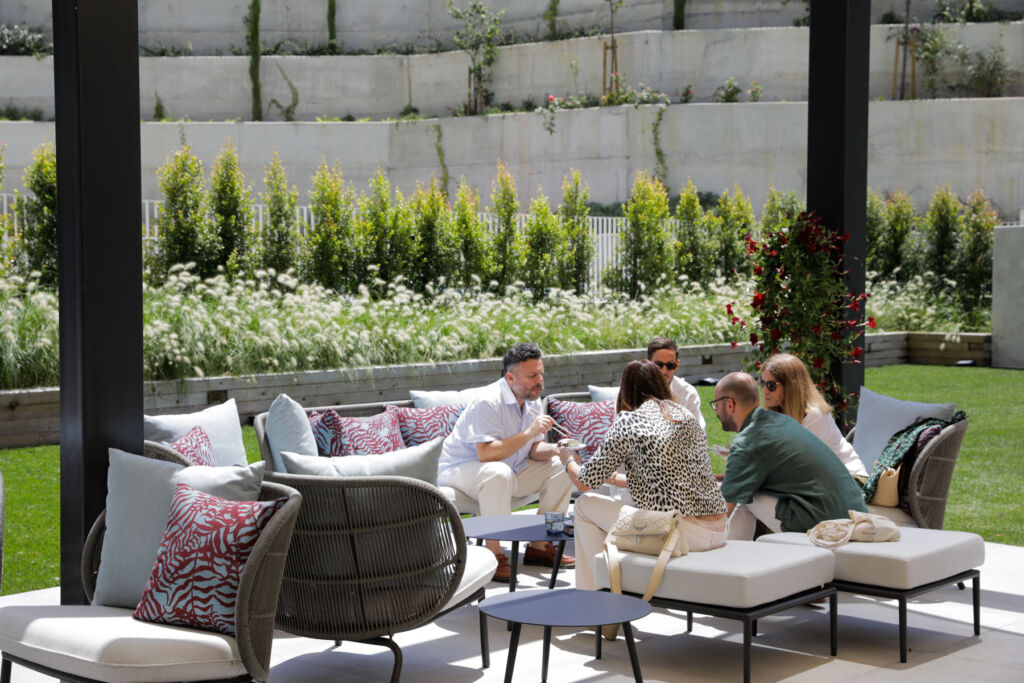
[462,514,572,591]
[480,588,652,683]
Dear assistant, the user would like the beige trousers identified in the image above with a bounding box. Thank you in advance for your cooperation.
[727,493,784,540]
[447,457,573,517]
[573,492,728,591]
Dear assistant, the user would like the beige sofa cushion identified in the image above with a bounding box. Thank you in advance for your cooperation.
[0,604,245,683]
[757,528,985,589]
[594,540,835,609]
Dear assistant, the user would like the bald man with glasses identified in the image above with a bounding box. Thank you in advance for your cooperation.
[711,372,867,540]
[647,336,705,430]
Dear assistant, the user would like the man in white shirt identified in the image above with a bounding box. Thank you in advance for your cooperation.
[648,336,706,430]
[438,342,575,581]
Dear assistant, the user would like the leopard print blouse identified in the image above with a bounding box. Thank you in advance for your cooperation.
[578,399,726,516]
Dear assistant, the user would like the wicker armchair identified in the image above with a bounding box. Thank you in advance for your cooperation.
[0,479,301,683]
[143,438,195,467]
[264,472,495,682]
[853,419,969,529]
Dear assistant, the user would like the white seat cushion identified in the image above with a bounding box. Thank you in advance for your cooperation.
[866,503,917,528]
[0,605,245,683]
[757,528,985,590]
[443,545,498,610]
[594,540,835,609]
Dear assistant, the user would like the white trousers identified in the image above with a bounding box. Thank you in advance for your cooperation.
[572,492,728,591]
[727,493,784,540]
[447,457,573,517]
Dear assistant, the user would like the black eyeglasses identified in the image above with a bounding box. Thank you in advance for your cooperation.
[653,361,679,371]
[759,378,782,392]
[710,396,732,409]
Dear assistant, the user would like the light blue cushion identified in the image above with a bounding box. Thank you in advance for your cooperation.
[852,386,956,472]
[282,437,444,485]
[587,384,619,402]
[143,399,247,467]
[265,393,317,472]
[93,448,264,609]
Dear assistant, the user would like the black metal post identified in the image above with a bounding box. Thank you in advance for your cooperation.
[806,0,870,423]
[54,0,143,604]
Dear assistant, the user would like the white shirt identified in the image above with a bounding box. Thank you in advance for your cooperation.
[802,406,868,477]
[437,378,544,485]
[670,376,706,431]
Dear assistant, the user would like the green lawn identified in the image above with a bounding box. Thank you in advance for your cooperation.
[0,364,1020,595]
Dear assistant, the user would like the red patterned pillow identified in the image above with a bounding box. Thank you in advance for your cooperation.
[386,404,464,447]
[337,410,405,455]
[308,409,345,458]
[133,483,285,636]
[167,426,216,467]
[546,398,615,462]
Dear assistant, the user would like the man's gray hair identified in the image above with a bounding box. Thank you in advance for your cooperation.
[503,342,542,375]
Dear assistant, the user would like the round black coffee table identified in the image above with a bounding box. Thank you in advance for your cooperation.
[462,514,572,591]
[479,588,651,683]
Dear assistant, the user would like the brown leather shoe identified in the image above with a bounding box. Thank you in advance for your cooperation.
[523,542,575,569]
[492,553,511,583]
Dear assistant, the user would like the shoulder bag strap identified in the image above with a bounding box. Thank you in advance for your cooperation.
[641,516,683,601]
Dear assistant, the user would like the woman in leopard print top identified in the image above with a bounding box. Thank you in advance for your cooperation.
[566,360,727,591]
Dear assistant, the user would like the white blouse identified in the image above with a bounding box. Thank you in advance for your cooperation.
[802,406,868,477]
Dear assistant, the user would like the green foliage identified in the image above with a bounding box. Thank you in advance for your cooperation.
[965,43,1015,97]
[327,0,338,53]
[267,64,300,121]
[712,77,742,103]
[878,190,917,280]
[0,104,44,121]
[208,139,253,267]
[447,1,505,114]
[558,170,592,294]
[490,161,524,289]
[245,0,262,120]
[713,186,756,279]
[674,0,687,29]
[934,0,1023,22]
[356,170,420,288]
[915,24,966,98]
[956,188,997,306]
[154,144,221,281]
[604,172,673,298]
[732,210,868,408]
[923,184,964,282]
[543,0,561,39]
[153,91,167,120]
[13,142,58,287]
[600,73,671,107]
[411,179,460,290]
[674,178,714,283]
[521,191,563,300]
[259,152,301,274]
[303,160,357,291]
[0,24,52,56]
[451,178,494,287]
[431,123,450,197]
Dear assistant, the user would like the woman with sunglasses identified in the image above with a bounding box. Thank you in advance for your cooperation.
[565,360,727,591]
[760,353,868,477]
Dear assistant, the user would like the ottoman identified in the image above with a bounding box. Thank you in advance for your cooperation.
[758,527,985,662]
[594,540,837,683]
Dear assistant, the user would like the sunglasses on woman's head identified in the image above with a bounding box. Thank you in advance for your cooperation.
[759,378,781,392]
[653,361,679,371]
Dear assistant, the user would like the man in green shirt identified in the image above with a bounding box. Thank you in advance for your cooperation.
[711,372,867,540]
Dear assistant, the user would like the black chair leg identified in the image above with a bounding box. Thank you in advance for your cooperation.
[480,607,490,668]
[367,636,403,683]
[973,575,981,636]
[1,656,11,683]
[829,592,838,656]
[743,620,752,683]
[898,597,908,663]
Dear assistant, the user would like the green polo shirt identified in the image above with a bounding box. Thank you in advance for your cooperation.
[721,407,867,532]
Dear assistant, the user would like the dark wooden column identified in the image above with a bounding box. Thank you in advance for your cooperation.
[54,0,143,604]
[806,0,870,421]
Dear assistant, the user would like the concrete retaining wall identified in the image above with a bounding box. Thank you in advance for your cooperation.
[0,332,988,448]
[3,96,1022,221]
[4,24,1022,121]
[993,224,1024,368]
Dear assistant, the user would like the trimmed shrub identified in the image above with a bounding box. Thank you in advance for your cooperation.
[490,161,524,289]
[674,178,714,283]
[356,170,420,289]
[208,139,253,267]
[880,190,917,279]
[304,160,357,291]
[13,142,57,285]
[957,188,996,307]
[604,171,673,298]
[714,186,756,279]
[922,184,963,282]
[411,179,460,291]
[154,144,221,281]
[557,170,592,294]
[259,152,301,274]
[451,178,494,287]
[522,190,563,299]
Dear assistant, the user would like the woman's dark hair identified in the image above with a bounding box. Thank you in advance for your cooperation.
[616,360,676,419]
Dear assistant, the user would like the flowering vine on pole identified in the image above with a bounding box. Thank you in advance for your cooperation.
[728,210,875,413]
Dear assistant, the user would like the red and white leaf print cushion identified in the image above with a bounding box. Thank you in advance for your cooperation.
[308,409,345,458]
[337,410,406,455]
[546,398,615,462]
[133,483,286,636]
[167,426,216,467]
[385,404,464,447]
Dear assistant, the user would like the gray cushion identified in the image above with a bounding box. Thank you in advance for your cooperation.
[409,385,490,408]
[587,384,619,402]
[0,604,245,683]
[593,540,835,609]
[265,393,317,472]
[442,545,497,610]
[93,449,264,609]
[281,437,444,485]
[143,399,247,467]
[852,387,956,473]
[757,528,985,590]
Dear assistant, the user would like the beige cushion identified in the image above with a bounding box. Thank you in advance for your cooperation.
[594,540,835,609]
[443,545,498,610]
[866,503,917,527]
[757,528,985,590]
[0,605,244,683]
